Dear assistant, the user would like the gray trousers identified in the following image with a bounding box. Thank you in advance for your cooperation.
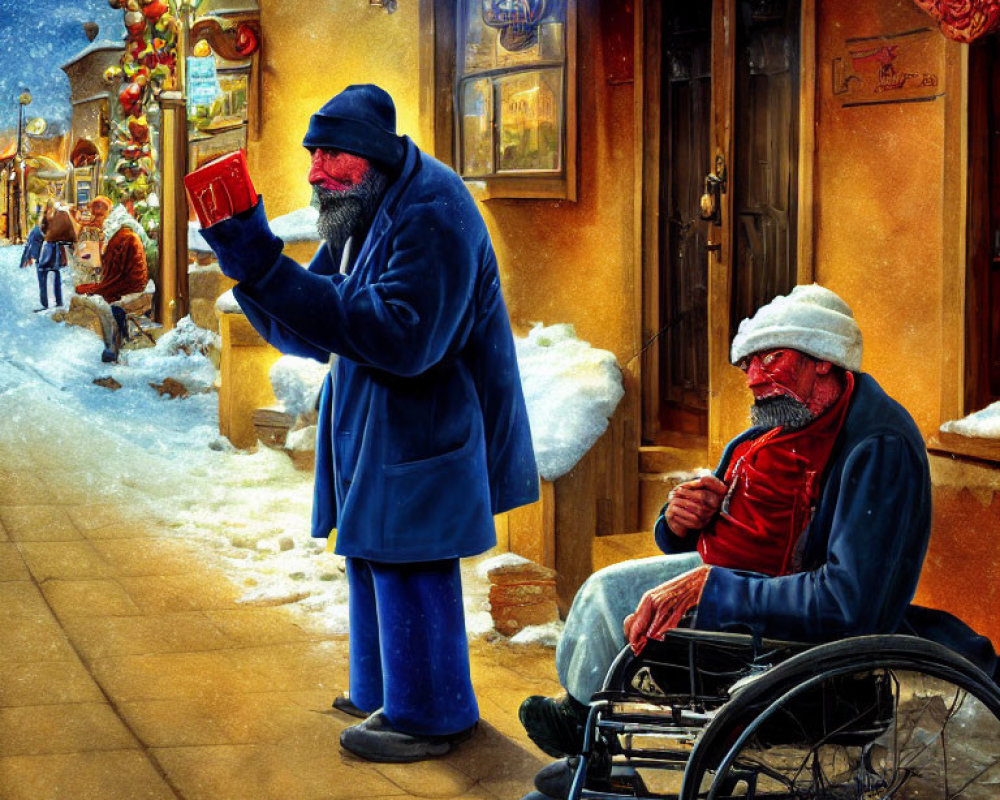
[556,552,705,702]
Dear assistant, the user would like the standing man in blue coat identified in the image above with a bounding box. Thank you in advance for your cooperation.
[200,84,539,761]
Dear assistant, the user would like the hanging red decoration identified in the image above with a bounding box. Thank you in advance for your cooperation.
[912,0,1000,43]
[234,22,260,57]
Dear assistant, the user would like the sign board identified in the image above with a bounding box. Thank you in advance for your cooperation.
[187,56,223,108]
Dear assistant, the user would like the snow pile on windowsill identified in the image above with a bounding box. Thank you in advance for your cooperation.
[270,206,320,243]
[188,205,321,254]
[517,323,625,481]
[188,222,210,253]
[286,425,316,452]
[270,355,328,418]
[940,402,1000,439]
[214,288,243,315]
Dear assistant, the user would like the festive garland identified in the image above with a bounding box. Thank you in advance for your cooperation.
[912,0,1000,43]
[101,0,179,221]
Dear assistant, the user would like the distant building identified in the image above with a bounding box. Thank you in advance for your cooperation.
[61,38,126,168]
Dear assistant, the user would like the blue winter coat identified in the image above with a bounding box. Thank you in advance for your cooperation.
[203,138,539,563]
[656,373,932,641]
[654,373,997,675]
[19,225,43,268]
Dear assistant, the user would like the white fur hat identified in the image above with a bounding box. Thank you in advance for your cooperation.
[730,284,863,371]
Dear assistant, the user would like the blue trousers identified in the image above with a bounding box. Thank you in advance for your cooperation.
[346,556,478,736]
[36,242,64,308]
[36,268,62,308]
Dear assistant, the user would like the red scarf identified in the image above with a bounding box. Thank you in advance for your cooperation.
[698,373,855,576]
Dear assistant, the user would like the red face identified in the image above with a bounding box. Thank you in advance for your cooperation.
[737,348,829,406]
[308,148,371,193]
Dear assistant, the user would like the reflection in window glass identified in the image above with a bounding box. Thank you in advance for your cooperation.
[456,0,567,179]
[464,2,496,71]
[497,69,561,172]
[461,79,494,176]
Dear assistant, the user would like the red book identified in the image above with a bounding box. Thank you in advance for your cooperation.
[184,150,258,228]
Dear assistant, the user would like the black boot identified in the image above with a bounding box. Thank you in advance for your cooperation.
[339,710,476,762]
[519,694,589,758]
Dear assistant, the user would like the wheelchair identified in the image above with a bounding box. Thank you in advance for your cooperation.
[551,630,1000,800]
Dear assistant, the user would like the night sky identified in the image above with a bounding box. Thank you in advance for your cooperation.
[0,0,125,136]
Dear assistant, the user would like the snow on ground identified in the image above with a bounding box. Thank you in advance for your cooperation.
[0,247,352,632]
[0,244,625,649]
[941,402,1000,439]
[0,245,568,644]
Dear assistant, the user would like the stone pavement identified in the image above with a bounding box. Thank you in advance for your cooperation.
[0,463,561,799]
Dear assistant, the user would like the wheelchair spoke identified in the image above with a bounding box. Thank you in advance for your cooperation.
[702,668,1000,799]
[587,636,1000,800]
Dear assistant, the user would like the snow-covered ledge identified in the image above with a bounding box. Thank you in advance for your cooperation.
[189,206,321,255]
[929,402,1000,464]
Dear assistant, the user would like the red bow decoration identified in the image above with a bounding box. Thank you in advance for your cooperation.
[912,0,1000,43]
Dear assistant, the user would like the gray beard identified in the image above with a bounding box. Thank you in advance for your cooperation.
[312,167,389,251]
[750,395,816,431]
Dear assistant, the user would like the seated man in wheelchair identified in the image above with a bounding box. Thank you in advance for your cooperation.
[521,284,995,763]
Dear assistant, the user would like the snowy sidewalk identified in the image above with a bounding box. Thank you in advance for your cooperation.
[0,249,559,799]
[0,424,559,800]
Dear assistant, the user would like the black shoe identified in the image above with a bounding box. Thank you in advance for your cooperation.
[100,348,117,363]
[519,694,589,758]
[339,710,476,763]
[331,692,369,719]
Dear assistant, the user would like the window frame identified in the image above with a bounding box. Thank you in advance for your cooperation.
[433,0,578,201]
[926,42,1000,464]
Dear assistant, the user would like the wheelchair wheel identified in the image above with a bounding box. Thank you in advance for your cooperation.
[680,635,1000,799]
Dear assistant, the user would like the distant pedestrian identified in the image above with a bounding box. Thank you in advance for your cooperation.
[35,202,76,312]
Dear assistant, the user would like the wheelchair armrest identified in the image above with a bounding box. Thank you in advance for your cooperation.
[603,629,813,703]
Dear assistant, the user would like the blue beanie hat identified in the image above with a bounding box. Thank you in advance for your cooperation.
[302,84,405,169]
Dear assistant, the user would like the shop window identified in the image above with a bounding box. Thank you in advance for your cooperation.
[452,0,577,199]
[967,38,1000,412]
[187,49,253,169]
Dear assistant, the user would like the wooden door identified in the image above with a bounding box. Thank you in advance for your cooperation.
[644,0,806,451]
[656,3,713,439]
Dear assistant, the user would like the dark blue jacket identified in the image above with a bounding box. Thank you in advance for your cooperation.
[657,373,932,641]
[19,225,43,268]
[203,138,539,562]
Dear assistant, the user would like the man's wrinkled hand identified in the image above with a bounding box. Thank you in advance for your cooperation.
[665,475,728,537]
[623,565,712,655]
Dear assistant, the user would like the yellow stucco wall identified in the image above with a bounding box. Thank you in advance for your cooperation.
[250,1,424,220]
[812,0,948,439]
[482,0,635,360]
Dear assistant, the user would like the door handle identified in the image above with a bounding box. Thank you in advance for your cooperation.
[698,153,728,226]
[700,153,728,258]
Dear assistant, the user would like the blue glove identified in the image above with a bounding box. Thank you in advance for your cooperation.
[199,196,284,284]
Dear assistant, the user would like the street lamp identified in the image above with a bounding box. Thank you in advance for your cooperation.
[13,88,32,244]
